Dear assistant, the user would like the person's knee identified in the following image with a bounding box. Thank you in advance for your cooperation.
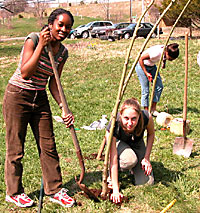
[158,84,163,92]
[156,79,163,92]
[119,152,138,170]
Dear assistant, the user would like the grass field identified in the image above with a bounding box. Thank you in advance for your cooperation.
[0,16,98,38]
[0,17,200,212]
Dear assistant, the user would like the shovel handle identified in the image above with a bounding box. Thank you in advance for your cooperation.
[48,44,85,183]
[37,177,44,213]
[183,32,188,121]
[183,33,188,138]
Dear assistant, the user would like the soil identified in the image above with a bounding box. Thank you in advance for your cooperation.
[78,187,129,206]
[84,153,105,161]
[79,153,128,206]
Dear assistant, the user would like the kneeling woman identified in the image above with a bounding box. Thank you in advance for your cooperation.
[106,98,155,203]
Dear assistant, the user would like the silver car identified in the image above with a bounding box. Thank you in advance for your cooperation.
[73,21,113,39]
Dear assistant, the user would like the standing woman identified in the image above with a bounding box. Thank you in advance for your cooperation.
[106,98,155,204]
[135,43,179,115]
[3,8,75,208]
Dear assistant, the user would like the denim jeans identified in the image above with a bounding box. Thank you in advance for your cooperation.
[3,84,62,196]
[135,62,163,107]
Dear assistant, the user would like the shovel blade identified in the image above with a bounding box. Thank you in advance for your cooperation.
[76,181,100,202]
[173,137,194,158]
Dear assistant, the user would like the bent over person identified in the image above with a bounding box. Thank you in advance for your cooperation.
[135,43,179,115]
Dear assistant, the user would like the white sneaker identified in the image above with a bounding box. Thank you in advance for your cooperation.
[6,193,34,208]
[49,188,75,207]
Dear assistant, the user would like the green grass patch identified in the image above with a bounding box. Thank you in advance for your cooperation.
[0,16,99,38]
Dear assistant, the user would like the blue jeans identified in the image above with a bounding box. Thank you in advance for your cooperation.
[135,62,163,107]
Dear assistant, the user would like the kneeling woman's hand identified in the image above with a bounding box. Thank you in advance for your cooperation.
[110,192,123,204]
[141,158,152,176]
[61,109,74,128]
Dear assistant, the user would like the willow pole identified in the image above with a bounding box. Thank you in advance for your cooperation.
[101,0,155,197]
[121,0,176,98]
[149,0,193,111]
[96,0,155,161]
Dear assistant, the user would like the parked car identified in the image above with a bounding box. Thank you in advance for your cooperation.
[113,22,163,39]
[113,22,133,31]
[68,24,85,39]
[73,21,113,39]
[91,22,132,38]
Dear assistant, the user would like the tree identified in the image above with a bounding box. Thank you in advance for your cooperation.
[156,0,200,29]
[0,0,27,28]
[3,0,27,15]
[27,0,49,27]
[99,0,110,20]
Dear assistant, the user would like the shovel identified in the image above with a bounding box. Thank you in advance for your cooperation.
[47,44,99,202]
[173,33,194,158]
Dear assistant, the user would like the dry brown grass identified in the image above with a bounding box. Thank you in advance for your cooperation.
[0,56,19,69]
[66,40,131,61]
[64,1,143,23]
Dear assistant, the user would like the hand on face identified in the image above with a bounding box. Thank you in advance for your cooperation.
[141,158,152,176]
[61,109,74,128]
[40,27,52,46]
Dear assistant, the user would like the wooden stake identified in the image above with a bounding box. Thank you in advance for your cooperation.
[96,136,106,160]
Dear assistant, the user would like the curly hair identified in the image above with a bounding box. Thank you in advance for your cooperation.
[120,98,144,136]
[48,8,74,26]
